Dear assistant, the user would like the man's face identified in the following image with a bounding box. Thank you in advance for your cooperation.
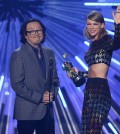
[25,21,44,46]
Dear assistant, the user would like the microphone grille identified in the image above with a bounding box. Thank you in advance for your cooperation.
[49,57,53,66]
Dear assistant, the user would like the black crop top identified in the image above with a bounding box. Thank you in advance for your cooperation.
[78,24,120,78]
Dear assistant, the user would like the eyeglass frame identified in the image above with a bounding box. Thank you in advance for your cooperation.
[26,28,43,35]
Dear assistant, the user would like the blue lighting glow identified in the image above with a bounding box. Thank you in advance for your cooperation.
[111,58,120,66]
[58,88,67,108]
[84,41,90,46]
[84,3,120,6]
[108,122,118,134]
[0,75,4,92]
[5,91,10,96]
[75,56,88,71]
[104,18,114,23]
[106,30,114,35]
[77,87,82,92]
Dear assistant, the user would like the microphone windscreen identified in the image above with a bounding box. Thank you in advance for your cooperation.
[53,79,59,87]
[49,57,53,66]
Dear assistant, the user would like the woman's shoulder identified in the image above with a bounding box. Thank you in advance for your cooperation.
[102,34,112,40]
[89,34,112,51]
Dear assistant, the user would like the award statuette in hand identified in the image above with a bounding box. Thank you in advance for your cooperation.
[62,53,86,87]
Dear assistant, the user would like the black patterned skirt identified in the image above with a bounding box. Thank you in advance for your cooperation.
[81,78,111,134]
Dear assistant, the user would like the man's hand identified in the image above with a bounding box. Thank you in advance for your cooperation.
[42,91,54,104]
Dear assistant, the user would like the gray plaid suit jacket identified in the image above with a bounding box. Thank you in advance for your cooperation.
[9,43,59,120]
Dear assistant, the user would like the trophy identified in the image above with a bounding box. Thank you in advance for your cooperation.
[62,53,86,87]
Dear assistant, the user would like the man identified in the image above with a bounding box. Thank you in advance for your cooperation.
[9,19,59,134]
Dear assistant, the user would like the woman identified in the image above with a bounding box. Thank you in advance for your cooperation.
[70,6,120,133]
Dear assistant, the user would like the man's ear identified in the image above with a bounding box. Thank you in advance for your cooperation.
[25,34,27,39]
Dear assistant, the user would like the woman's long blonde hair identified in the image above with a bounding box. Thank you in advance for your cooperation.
[84,11,108,40]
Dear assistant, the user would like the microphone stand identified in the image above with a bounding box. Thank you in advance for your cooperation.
[47,57,59,134]
[48,58,53,134]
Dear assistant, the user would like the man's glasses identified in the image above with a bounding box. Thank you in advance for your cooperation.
[26,29,43,35]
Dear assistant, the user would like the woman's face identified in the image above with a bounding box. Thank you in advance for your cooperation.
[86,19,104,40]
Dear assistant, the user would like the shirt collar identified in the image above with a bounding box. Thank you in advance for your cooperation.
[27,42,43,55]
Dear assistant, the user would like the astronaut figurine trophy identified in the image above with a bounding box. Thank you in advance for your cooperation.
[62,53,86,87]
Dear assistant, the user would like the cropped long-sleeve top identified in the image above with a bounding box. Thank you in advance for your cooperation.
[78,24,120,78]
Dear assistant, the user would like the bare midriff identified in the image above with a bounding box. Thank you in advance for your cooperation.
[88,63,109,79]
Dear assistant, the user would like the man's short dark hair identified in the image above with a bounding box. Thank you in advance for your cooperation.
[20,18,46,44]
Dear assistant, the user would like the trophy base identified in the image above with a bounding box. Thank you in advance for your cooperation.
[73,76,86,87]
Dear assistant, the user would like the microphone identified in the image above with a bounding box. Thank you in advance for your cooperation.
[49,57,53,67]
[49,57,59,87]
[53,79,59,87]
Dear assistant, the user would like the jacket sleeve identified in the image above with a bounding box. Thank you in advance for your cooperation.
[104,24,120,51]
[9,52,43,104]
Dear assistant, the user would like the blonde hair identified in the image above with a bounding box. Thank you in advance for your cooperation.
[84,11,108,40]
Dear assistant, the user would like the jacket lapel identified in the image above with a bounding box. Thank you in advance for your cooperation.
[23,43,46,86]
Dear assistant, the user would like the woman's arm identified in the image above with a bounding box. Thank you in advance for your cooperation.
[71,67,88,78]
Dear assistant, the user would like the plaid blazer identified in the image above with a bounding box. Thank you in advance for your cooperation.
[9,43,59,120]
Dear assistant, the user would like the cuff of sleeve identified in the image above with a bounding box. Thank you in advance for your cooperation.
[114,23,120,37]
[32,90,44,104]
[78,71,88,78]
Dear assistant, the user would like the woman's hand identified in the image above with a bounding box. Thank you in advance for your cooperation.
[66,67,79,78]
[72,67,79,74]
[112,5,120,24]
